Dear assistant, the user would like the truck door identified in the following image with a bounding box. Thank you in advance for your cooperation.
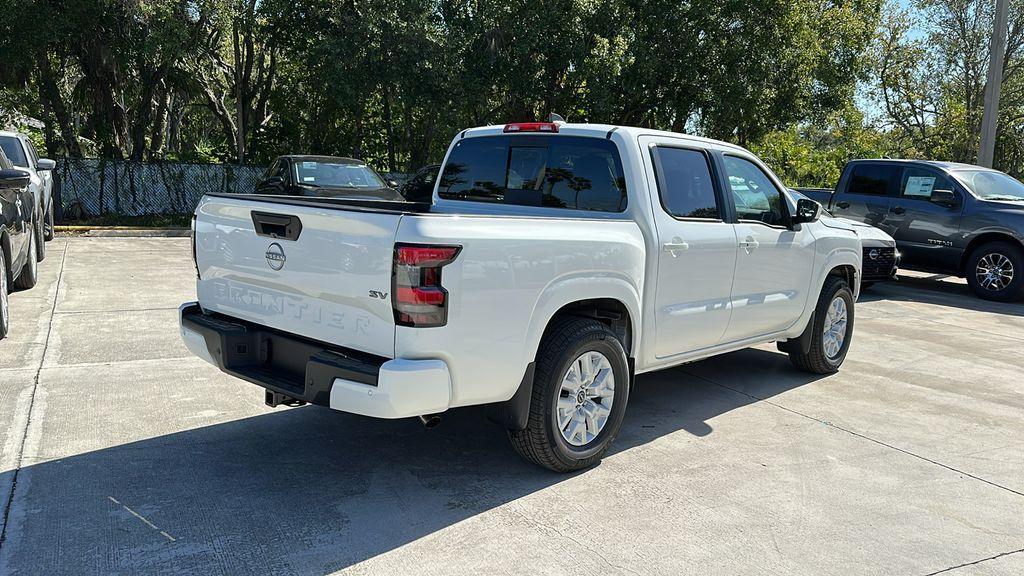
[830,162,901,234]
[719,154,816,342]
[885,166,964,272]
[644,140,737,356]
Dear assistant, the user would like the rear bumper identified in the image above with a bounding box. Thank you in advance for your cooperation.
[179,303,450,418]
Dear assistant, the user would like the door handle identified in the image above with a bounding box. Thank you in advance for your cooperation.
[890,205,906,215]
[662,238,689,256]
[740,237,759,253]
[835,201,850,209]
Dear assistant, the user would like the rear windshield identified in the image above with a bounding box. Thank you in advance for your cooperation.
[294,161,386,189]
[0,136,28,168]
[438,135,627,212]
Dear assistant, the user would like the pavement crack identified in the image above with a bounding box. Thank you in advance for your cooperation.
[0,243,68,554]
[922,547,1024,575]
[683,371,1024,500]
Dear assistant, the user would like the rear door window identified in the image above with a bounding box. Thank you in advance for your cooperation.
[439,135,627,212]
[651,147,722,219]
[847,164,902,196]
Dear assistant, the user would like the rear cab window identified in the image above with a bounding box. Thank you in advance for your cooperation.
[438,135,627,212]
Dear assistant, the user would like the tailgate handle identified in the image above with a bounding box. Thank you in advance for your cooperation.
[251,211,303,241]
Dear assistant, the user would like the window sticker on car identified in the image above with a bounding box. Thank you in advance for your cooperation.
[302,161,317,168]
[905,176,936,198]
[303,176,315,182]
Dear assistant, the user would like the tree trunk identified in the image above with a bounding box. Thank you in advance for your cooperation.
[36,56,82,157]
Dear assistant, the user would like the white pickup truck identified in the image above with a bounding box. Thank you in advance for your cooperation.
[180,122,862,471]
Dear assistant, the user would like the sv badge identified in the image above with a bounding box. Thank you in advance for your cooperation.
[368,290,388,300]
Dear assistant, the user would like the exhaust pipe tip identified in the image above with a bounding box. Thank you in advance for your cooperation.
[418,414,442,429]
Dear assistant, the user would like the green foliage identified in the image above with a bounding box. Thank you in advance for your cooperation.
[1,0,882,172]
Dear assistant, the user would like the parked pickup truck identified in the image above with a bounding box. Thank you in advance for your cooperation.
[801,159,1024,301]
[791,189,899,287]
[180,122,862,471]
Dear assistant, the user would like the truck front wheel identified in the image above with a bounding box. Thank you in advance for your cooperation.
[966,241,1024,301]
[788,275,854,374]
[508,318,630,472]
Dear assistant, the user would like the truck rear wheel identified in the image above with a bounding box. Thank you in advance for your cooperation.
[508,317,630,472]
[966,241,1024,302]
[788,275,854,374]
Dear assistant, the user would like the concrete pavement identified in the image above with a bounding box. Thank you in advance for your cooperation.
[0,237,1022,575]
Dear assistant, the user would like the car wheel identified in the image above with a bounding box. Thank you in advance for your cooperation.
[508,317,630,472]
[44,200,54,241]
[0,247,9,340]
[788,275,855,374]
[34,210,46,261]
[966,241,1024,302]
[13,225,38,291]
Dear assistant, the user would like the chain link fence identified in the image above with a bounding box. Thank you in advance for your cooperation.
[54,158,416,219]
[55,158,265,218]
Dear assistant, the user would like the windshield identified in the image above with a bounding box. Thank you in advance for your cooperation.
[0,136,28,168]
[954,169,1024,201]
[294,161,386,189]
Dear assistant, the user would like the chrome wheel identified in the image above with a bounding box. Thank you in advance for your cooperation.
[822,296,848,360]
[557,351,615,447]
[976,252,1014,292]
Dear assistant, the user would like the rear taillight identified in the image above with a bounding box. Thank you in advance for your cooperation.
[392,244,460,327]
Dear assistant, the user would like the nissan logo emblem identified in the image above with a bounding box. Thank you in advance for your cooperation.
[868,249,880,260]
[266,243,286,270]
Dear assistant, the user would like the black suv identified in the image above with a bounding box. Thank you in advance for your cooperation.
[256,155,405,201]
[803,159,1024,301]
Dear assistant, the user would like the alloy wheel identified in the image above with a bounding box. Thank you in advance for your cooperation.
[976,252,1014,292]
[822,296,848,360]
[557,351,615,447]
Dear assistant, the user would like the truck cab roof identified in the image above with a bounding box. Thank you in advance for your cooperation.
[460,123,750,154]
[845,158,999,173]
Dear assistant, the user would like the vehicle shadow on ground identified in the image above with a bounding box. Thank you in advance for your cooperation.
[859,274,1024,317]
[1,349,820,576]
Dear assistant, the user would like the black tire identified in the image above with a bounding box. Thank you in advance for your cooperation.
[965,241,1024,302]
[508,317,631,472]
[788,275,855,374]
[13,225,38,291]
[44,200,54,241]
[34,209,46,261]
[0,247,9,340]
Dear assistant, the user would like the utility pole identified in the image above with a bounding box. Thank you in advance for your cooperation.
[979,0,1010,167]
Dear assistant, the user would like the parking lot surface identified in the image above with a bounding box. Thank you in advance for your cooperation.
[0,237,1022,575]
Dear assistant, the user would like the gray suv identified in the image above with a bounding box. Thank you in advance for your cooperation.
[803,159,1024,301]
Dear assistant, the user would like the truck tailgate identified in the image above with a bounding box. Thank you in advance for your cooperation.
[193,194,402,358]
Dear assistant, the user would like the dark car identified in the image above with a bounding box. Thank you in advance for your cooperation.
[0,148,41,339]
[400,163,440,203]
[801,159,1024,301]
[256,155,405,201]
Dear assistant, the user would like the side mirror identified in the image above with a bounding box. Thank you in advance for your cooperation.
[0,168,30,189]
[36,158,56,171]
[792,198,822,225]
[387,179,399,188]
[930,189,958,207]
[264,176,284,187]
